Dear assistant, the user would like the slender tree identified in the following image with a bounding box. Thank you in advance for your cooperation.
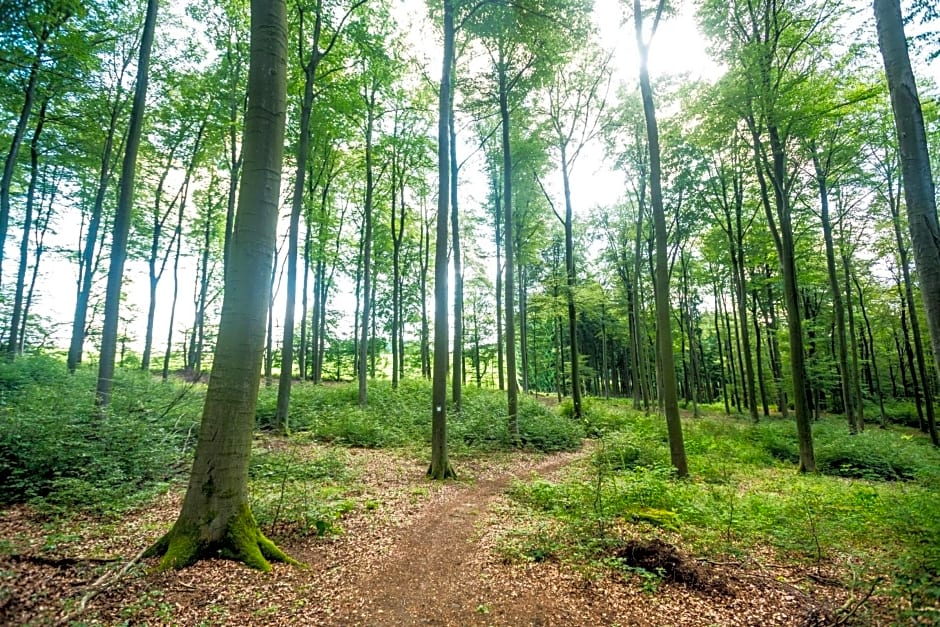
[95,0,158,408]
[634,0,688,477]
[429,0,456,480]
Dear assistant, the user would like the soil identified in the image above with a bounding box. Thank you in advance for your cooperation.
[0,444,876,626]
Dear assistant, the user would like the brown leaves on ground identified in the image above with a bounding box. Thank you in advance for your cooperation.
[0,443,884,625]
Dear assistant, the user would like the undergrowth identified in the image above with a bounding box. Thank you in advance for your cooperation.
[1,356,582,513]
[501,398,940,622]
[0,354,203,512]
[256,379,583,454]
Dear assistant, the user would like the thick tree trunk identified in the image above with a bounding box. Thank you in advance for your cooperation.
[875,0,940,445]
[96,0,158,408]
[146,0,293,570]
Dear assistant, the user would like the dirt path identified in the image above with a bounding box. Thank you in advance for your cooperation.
[1,444,852,626]
[322,453,579,625]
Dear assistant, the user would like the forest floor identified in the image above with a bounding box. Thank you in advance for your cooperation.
[1,441,879,626]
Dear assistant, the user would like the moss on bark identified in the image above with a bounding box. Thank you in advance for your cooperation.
[427,462,456,480]
[144,503,298,572]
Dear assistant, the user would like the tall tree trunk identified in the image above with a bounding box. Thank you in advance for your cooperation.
[0,10,67,283]
[635,0,687,477]
[162,193,186,382]
[20,166,57,350]
[750,122,815,471]
[146,0,294,570]
[713,278,730,415]
[560,145,583,419]
[855,275,888,426]
[96,0,158,408]
[358,78,377,408]
[888,176,937,441]
[812,149,856,433]
[494,174,505,391]
[498,60,519,440]
[751,288,770,416]
[429,0,455,480]
[419,200,431,380]
[391,159,401,388]
[450,105,463,410]
[875,0,940,445]
[6,98,47,357]
[839,225,864,429]
[67,67,129,372]
[299,225,311,380]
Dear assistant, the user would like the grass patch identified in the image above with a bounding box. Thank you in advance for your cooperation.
[501,397,940,622]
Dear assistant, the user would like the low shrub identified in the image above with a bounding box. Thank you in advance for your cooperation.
[0,356,203,510]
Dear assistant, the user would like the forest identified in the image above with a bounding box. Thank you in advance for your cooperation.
[1,0,939,624]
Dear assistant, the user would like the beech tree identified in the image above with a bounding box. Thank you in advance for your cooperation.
[95,0,158,408]
[633,0,688,477]
[874,0,940,445]
[145,0,294,570]
[429,0,456,480]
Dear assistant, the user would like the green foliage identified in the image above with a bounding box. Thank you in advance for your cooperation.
[249,448,349,482]
[258,380,583,454]
[0,355,202,511]
[501,399,940,618]
[451,387,583,452]
[247,442,356,538]
[750,418,939,481]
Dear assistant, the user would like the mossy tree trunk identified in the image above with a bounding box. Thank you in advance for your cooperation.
[145,0,293,571]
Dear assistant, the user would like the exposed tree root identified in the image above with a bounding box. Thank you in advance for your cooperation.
[54,546,148,626]
[143,502,298,572]
[427,463,457,480]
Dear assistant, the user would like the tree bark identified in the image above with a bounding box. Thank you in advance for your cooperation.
[145,0,294,570]
[874,0,940,445]
[498,59,519,442]
[635,0,688,477]
[812,148,856,433]
[429,0,455,480]
[6,98,47,357]
[96,0,159,408]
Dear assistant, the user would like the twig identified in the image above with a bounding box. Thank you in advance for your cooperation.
[834,577,882,626]
[54,546,149,626]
